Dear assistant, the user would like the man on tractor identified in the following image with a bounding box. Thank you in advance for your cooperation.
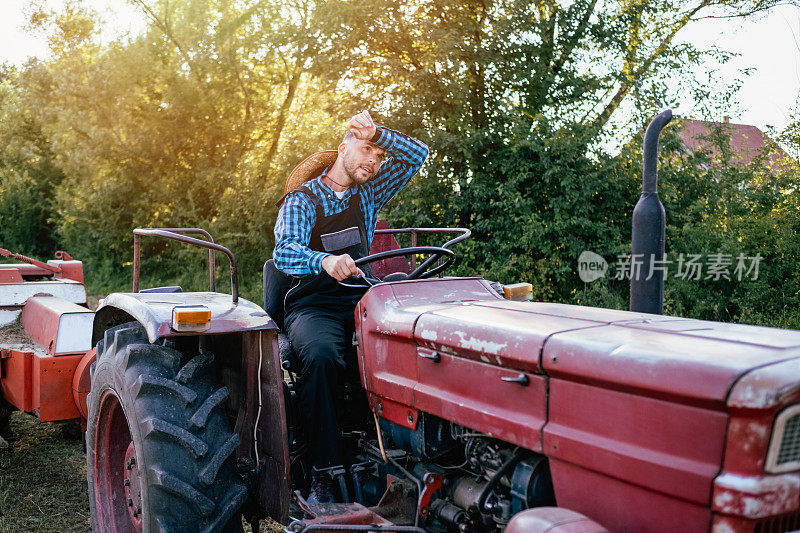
[273,110,429,504]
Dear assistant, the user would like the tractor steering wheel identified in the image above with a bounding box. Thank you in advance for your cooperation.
[338,246,456,288]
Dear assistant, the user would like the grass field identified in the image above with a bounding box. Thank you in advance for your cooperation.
[0,412,282,532]
[0,412,90,532]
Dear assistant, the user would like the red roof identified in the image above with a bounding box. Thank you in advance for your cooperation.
[677,118,790,170]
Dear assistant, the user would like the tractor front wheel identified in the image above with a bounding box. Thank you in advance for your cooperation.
[86,322,247,532]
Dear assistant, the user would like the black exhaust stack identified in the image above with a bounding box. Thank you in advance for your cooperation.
[630,109,673,314]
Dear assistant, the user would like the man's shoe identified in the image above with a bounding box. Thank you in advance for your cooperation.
[307,472,336,505]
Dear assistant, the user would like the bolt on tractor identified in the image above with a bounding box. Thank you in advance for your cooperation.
[1,111,800,532]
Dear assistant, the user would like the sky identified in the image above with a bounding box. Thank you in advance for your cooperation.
[678,4,800,132]
[1,1,798,134]
[1,0,146,61]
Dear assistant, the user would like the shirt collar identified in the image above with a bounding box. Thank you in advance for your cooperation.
[315,167,356,200]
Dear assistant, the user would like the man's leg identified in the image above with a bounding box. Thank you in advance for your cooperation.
[285,307,354,471]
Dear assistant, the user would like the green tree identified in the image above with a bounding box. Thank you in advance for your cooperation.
[21,0,354,295]
[579,119,800,328]
[0,65,65,256]
[2,0,798,328]
[329,0,796,318]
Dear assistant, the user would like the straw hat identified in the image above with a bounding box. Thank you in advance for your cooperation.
[283,150,338,195]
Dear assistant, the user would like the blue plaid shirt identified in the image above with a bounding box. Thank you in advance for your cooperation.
[274,127,429,276]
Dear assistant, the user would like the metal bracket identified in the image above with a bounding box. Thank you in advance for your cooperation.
[418,471,444,517]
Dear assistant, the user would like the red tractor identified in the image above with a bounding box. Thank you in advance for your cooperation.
[77,223,800,533]
[2,112,800,532]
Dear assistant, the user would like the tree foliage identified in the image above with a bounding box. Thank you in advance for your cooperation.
[0,65,65,256]
[0,0,798,327]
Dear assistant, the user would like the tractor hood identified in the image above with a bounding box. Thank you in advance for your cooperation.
[370,279,800,409]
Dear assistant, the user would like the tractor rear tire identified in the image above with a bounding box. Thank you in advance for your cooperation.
[86,322,247,532]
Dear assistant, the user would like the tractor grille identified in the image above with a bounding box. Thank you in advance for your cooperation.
[753,511,800,533]
[766,405,800,474]
[776,411,800,467]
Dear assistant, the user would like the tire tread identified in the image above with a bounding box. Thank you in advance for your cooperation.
[190,387,229,430]
[199,434,240,487]
[176,352,214,384]
[133,374,198,405]
[199,483,248,533]
[149,468,214,517]
[142,417,209,459]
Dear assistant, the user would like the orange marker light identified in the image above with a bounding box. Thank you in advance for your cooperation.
[503,282,533,301]
[172,305,211,332]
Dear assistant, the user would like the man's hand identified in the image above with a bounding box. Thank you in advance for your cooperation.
[348,110,377,141]
[322,254,365,281]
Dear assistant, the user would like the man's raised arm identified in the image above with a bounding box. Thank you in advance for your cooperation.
[366,127,429,210]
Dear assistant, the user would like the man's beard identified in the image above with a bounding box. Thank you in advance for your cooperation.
[343,153,370,185]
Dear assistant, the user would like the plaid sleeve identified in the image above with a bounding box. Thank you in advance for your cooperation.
[273,193,329,276]
[366,128,429,210]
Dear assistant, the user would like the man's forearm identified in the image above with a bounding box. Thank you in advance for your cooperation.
[369,128,429,208]
[273,242,329,277]
[374,127,429,168]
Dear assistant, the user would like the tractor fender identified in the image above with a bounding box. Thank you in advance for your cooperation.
[506,507,608,533]
[92,291,275,346]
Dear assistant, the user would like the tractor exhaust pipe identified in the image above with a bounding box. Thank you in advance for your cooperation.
[630,109,672,314]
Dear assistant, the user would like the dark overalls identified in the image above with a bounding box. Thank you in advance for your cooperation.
[283,185,370,469]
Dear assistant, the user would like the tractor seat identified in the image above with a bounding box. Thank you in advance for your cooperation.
[263,259,300,373]
[369,219,410,280]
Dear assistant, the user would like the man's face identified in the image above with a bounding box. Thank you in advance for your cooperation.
[340,138,386,185]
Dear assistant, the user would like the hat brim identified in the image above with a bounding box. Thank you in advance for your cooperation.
[284,150,338,195]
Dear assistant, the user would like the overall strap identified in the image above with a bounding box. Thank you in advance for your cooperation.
[345,187,370,259]
[347,187,363,217]
[296,186,324,220]
[275,185,324,220]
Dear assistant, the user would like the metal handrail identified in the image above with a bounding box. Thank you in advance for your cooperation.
[132,228,238,303]
[373,227,470,273]
[373,227,470,249]
[139,228,216,290]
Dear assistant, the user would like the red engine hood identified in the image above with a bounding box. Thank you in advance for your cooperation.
[371,279,800,409]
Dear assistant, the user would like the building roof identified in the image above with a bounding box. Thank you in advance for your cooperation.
[678,117,790,170]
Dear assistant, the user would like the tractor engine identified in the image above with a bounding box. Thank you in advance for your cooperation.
[340,414,556,532]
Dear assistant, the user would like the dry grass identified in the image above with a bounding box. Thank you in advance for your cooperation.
[0,412,283,532]
[0,412,90,532]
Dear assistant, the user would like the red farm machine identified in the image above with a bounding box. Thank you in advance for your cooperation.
[0,247,95,445]
[2,111,800,533]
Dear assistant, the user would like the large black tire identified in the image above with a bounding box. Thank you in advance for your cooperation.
[86,322,247,532]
